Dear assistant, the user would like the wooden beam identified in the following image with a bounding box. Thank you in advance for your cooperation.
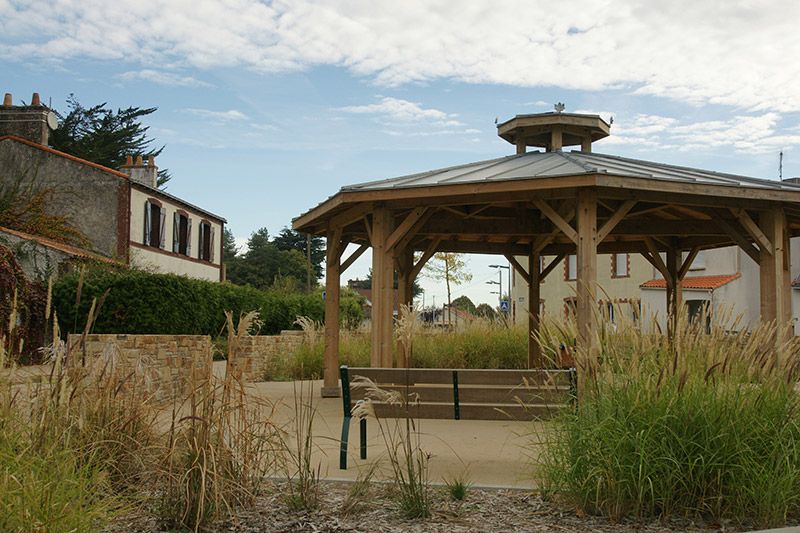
[363,215,373,245]
[396,248,414,368]
[322,229,342,397]
[394,208,434,252]
[597,200,636,242]
[504,253,530,285]
[665,247,682,341]
[528,246,542,368]
[714,217,761,264]
[541,254,565,280]
[643,237,671,282]
[533,198,578,244]
[576,189,598,394]
[759,208,791,347]
[411,237,442,281]
[677,247,700,280]
[386,207,428,251]
[533,203,575,253]
[731,208,773,255]
[340,243,368,273]
[329,202,374,231]
[370,207,395,368]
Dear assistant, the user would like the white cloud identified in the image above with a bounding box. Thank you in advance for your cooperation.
[4,1,800,112]
[118,69,211,87]
[341,97,462,126]
[182,108,247,121]
[596,112,800,155]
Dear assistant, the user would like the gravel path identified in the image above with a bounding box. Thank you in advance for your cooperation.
[110,481,745,532]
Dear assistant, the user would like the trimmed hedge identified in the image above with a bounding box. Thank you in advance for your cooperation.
[53,268,363,337]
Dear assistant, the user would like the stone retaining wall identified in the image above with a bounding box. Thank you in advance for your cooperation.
[228,331,304,382]
[68,334,212,401]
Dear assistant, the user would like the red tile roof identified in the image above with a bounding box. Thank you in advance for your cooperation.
[640,273,741,290]
[0,135,129,178]
[0,226,123,266]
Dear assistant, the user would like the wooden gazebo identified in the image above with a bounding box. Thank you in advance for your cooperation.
[294,111,800,397]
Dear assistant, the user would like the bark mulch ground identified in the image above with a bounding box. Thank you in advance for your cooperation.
[109,480,750,532]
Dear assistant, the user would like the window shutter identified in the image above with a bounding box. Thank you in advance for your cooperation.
[159,207,167,249]
[186,218,192,257]
[198,223,204,259]
[144,201,151,245]
[210,227,216,262]
[173,212,180,253]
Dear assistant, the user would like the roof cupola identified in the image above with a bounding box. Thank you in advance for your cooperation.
[497,104,610,154]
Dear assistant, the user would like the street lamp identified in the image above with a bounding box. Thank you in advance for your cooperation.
[488,264,510,307]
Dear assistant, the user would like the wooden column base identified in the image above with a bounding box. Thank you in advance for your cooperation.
[321,385,341,398]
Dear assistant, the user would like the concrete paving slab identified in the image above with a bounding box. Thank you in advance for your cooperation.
[242,377,546,489]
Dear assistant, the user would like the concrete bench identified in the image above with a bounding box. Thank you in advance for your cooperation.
[338,365,577,469]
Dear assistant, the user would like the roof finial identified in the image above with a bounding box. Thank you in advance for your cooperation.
[554,102,565,113]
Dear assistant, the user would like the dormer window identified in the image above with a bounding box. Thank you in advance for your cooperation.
[144,199,165,248]
[198,220,214,262]
[173,211,192,256]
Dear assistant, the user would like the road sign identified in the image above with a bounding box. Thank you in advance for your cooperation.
[500,300,509,313]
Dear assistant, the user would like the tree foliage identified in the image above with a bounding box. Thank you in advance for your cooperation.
[451,295,477,315]
[49,94,171,187]
[475,303,498,320]
[423,253,473,308]
[271,227,325,282]
[225,227,313,291]
[348,269,423,298]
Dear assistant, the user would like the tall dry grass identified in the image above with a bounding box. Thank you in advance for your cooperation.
[157,310,281,531]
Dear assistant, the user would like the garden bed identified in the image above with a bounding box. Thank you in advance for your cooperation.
[108,481,738,532]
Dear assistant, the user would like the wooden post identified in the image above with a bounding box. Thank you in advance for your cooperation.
[370,207,395,368]
[665,247,682,340]
[759,208,791,350]
[581,136,592,153]
[516,138,526,155]
[322,229,342,397]
[396,248,414,367]
[528,247,542,368]
[576,189,598,392]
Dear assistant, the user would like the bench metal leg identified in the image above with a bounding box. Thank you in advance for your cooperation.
[360,418,367,459]
[340,416,351,470]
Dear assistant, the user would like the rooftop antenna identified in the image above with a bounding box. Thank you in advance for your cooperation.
[779,150,784,180]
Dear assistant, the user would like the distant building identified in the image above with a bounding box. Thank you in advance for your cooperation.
[0,91,225,281]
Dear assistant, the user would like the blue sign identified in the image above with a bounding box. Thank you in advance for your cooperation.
[500,300,509,312]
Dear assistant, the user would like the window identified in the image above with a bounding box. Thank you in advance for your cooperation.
[565,255,577,281]
[612,253,629,278]
[198,221,215,262]
[143,199,165,248]
[172,211,192,256]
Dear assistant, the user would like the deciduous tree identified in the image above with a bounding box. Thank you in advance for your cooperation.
[423,253,473,308]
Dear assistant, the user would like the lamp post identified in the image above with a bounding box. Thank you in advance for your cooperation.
[486,280,501,305]
[488,264,510,308]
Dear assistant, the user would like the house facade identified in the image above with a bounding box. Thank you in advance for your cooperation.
[510,252,652,325]
[0,91,225,281]
[512,243,800,334]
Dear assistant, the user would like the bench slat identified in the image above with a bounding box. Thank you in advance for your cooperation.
[350,384,571,404]
[348,367,573,386]
[372,402,568,421]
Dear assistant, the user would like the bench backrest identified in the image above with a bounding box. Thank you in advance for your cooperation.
[341,366,576,421]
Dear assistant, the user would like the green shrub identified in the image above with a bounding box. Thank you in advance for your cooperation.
[52,267,364,338]
[538,317,800,528]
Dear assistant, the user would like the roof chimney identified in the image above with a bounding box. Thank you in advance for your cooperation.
[0,91,58,145]
[120,154,159,188]
[497,105,610,154]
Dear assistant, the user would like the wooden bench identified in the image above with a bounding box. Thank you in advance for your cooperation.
[338,365,577,469]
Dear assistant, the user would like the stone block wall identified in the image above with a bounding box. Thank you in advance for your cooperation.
[68,334,212,401]
[229,331,304,382]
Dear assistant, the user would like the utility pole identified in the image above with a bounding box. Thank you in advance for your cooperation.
[306,233,312,293]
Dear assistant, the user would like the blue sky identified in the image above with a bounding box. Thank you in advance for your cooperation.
[3,0,800,306]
